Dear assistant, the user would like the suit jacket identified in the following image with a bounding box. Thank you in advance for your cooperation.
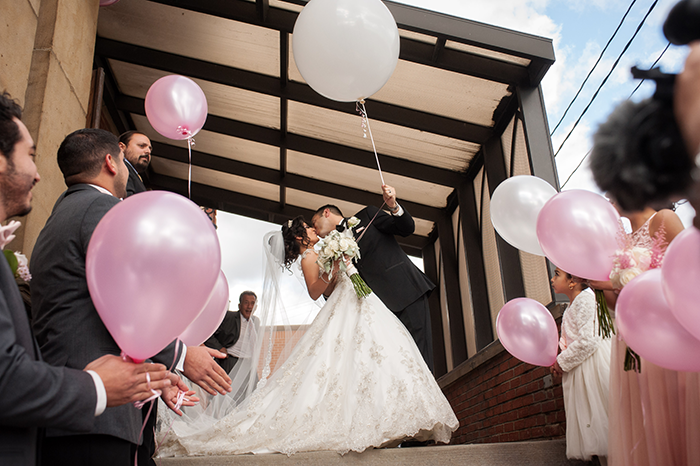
[0,251,95,466]
[353,206,435,313]
[204,311,260,351]
[125,160,146,197]
[30,184,181,445]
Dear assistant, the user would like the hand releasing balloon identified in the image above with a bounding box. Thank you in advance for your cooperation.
[662,226,700,341]
[86,191,221,362]
[491,176,557,256]
[145,75,208,140]
[537,190,620,280]
[179,271,230,347]
[292,0,400,102]
[617,269,700,372]
[496,298,558,367]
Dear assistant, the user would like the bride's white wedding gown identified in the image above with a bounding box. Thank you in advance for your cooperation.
[158,271,458,457]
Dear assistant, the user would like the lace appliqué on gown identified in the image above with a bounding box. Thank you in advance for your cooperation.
[158,272,458,457]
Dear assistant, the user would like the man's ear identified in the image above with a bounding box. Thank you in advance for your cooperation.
[324,208,331,218]
[118,141,126,152]
[104,153,119,175]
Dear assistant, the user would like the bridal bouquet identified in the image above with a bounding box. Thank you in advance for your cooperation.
[315,220,372,298]
[4,250,31,282]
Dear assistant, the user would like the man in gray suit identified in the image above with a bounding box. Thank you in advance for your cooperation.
[30,128,232,465]
[0,92,175,466]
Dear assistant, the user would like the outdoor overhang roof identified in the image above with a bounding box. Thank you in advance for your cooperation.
[95,0,555,255]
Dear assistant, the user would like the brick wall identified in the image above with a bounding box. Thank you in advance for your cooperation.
[441,342,566,444]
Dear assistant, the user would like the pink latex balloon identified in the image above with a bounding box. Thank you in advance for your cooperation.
[536,190,620,280]
[662,226,700,341]
[496,298,558,367]
[617,269,700,372]
[86,191,221,362]
[179,271,230,347]
[145,75,208,140]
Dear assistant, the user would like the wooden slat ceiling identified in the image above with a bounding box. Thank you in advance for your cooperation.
[95,0,554,255]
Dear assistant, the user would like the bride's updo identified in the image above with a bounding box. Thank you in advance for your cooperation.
[281,215,311,269]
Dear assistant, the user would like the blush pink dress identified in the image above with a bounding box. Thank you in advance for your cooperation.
[608,215,700,466]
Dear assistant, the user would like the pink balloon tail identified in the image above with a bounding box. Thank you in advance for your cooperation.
[133,399,156,466]
[187,137,193,199]
[121,352,145,364]
[133,372,162,409]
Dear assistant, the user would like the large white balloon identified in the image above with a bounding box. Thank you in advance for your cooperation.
[292,0,400,102]
[490,176,557,256]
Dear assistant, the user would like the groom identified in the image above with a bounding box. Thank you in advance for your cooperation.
[312,185,436,372]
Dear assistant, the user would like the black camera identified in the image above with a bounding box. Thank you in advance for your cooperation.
[663,0,700,46]
[589,1,699,212]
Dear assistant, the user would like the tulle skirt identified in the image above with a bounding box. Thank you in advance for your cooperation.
[608,334,700,465]
[157,274,458,457]
[562,338,611,460]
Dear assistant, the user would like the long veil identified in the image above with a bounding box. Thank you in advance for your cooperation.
[157,230,322,440]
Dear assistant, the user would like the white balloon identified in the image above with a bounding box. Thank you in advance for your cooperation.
[292,0,400,102]
[490,176,557,256]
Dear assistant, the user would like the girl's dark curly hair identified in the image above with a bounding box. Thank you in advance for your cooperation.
[281,216,311,269]
[590,98,693,212]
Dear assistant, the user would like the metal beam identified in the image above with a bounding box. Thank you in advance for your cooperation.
[437,213,468,366]
[147,172,432,252]
[149,142,442,220]
[95,37,491,144]
[457,181,494,351]
[146,0,552,86]
[482,136,526,301]
[115,94,466,187]
[422,241,447,378]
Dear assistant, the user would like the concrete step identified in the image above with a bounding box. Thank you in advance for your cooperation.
[157,439,592,466]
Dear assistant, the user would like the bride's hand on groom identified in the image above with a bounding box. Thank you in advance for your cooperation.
[182,346,232,396]
[162,372,199,416]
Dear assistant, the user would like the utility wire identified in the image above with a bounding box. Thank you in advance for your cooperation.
[553,0,660,159]
[560,41,671,189]
[550,0,638,137]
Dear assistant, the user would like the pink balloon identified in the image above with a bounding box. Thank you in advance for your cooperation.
[179,271,230,347]
[536,190,620,280]
[496,298,558,367]
[145,75,208,140]
[86,191,221,362]
[617,269,700,372]
[662,226,700,341]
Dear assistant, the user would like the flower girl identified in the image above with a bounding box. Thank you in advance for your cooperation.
[550,268,611,465]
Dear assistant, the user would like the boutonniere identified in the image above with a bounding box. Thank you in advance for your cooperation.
[347,217,360,229]
[4,250,31,282]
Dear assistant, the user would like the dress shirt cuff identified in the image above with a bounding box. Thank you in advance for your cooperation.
[175,344,187,372]
[86,370,107,416]
[390,204,404,216]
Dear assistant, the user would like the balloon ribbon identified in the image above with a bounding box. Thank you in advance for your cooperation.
[177,126,195,199]
[356,100,385,186]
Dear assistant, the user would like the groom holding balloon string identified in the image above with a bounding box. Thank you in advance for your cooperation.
[29,128,232,466]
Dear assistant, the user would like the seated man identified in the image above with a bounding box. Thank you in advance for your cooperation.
[205,291,259,374]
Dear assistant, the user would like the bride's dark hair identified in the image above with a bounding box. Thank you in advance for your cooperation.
[281,215,311,269]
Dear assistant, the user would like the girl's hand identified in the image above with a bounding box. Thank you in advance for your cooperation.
[550,360,563,377]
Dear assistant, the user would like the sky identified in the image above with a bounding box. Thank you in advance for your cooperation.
[217,0,696,317]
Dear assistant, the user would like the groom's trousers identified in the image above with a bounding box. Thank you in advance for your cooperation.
[395,294,434,373]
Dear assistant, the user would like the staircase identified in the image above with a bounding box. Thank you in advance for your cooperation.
[157,439,592,466]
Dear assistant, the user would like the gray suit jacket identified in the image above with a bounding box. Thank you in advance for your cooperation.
[0,250,95,465]
[30,184,182,445]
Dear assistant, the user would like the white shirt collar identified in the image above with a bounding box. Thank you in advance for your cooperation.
[87,184,114,197]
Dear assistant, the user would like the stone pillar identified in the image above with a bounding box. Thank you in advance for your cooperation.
[8,0,100,257]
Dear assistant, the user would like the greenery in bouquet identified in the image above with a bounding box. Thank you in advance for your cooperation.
[314,218,372,298]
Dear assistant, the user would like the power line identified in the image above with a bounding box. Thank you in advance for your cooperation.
[550,0,638,137]
[560,41,671,189]
[553,0,660,159]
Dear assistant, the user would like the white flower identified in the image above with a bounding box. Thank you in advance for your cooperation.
[347,217,360,228]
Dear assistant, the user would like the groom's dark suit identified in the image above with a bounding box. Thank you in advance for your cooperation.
[0,251,96,466]
[351,205,435,370]
[30,184,182,462]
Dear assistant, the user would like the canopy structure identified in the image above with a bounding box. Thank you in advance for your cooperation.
[94,0,558,372]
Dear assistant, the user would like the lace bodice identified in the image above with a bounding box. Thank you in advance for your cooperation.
[628,212,657,250]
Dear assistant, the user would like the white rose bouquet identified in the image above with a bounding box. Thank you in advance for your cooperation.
[609,246,653,289]
[314,217,371,298]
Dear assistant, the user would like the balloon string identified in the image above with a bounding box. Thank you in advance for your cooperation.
[356,100,385,186]
[187,137,194,199]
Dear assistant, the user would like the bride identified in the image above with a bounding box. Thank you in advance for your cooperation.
[157,216,458,457]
